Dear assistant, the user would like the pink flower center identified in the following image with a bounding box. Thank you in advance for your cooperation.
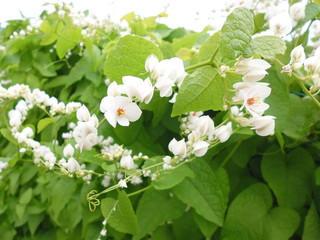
[116,108,125,116]
[247,97,259,105]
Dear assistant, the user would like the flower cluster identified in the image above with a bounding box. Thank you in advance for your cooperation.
[284,45,320,93]
[100,55,187,127]
[162,112,233,169]
[231,57,276,136]
[145,54,187,101]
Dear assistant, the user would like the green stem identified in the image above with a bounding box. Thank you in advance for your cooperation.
[185,60,212,72]
[220,140,242,167]
[127,185,152,197]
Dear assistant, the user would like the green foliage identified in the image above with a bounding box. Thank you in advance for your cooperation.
[221,8,254,59]
[0,2,320,240]
[104,35,163,83]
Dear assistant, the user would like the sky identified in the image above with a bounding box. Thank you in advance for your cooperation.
[0,0,226,31]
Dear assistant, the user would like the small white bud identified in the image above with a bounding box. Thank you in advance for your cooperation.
[215,122,232,143]
[168,138,187,156]
[120,155,134,170]
[193,141,210,157]
[290,45,306,70]
[63,144,74,158]
[118,179,127,188]
[67,157,81,173]
[76,105,91,122]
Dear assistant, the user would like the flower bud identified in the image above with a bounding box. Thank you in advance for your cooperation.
[250,115,276,136]
[168,138,187,156]
[76,105,90,122]
[290,45,306,70]
[145,54,159,75]
[163,156,172,165]
[290,2,305,22]
[22,127,34,138]
[120,155,134,170]
[193,141,210,157]
[304,56,320,73]
[269,13,292,36]
[118,179,128,188]
[67,157,81,173]
[215,122,232,143]
[196,116,215,136]
[63,144,74,158]
[107,81,123,97]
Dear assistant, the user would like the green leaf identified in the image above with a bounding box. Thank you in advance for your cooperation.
[16,204,26,220]
[0,128,18,145]
[48,176,77,221]
[221,183,300,240]
[193,210,218,238]
[152,164,194,190]
[315,167,320,186]
[172,210,202,240]
[101,191,138,235]
[134,188,185,239]
[262,148,314,209]
[249,36,286,59]
[19,188,33,205]
[32,51,57,77]
[198,31,221,61]
[172,160,229,226]
[302,202,320,240]
[37,117,55,133]
[221,8,254,59]
[282,94,320,139]
[104,35,163,83]
[173,67,235,116]
[140,91,169,127]
[113,117,143,144]
[28,213,45,236]
[264,70,291,133]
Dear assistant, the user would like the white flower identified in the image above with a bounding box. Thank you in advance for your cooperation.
[168,138,187,156]
[122,76,154,104]
[63,144,74,158]
[100,96,142,127]
[22,127,34,138]
[196,116,215,137]
[120,155,135,170]
[269,13,292,36]
[76,105,91,122]
[304,56,320,73]
[118,179,127,188]
[290,2,305,22]
[73,122,99,151]
[155,77,175,97]
[193,141,210,157]
[145,54,160,79]
[238,83,271,116]
[215,122,232,143]
[250,115,276,136]
[67,157,81,173]
[163,156,172,164]
[157,58,187,86]
[100,229,107,237]
[290,45,306,70]
[107,81,123,97]
[8,110,22,127]
[235,57,271,82]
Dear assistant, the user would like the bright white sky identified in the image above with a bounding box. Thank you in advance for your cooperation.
[0,0,226,31]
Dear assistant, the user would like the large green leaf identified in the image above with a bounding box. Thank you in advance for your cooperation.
[172,66,231,116]
[249,36,286,59]
[134,188,185,239]
[302,202,320,240]
[172,160,229,226]
[104,35,163,83]
[198,31,221,61]
[152,164,194,190]
[282,94,320,139]
[221,8,254,59]
[221,183,300,240]
[262,148,314,209]
[101,191,137,235]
